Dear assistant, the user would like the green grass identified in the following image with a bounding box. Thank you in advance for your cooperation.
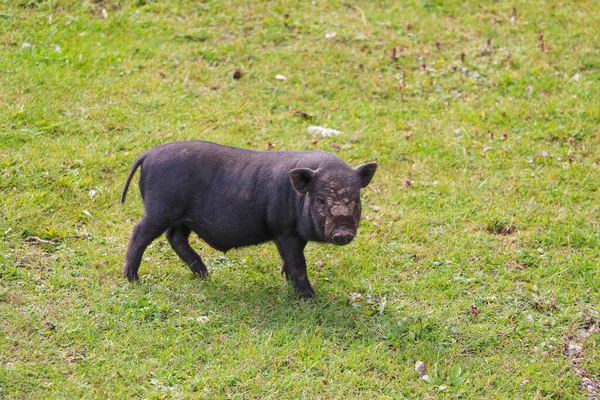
[1,0,599,397]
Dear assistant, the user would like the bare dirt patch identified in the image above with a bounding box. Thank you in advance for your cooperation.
[563,318,600,399]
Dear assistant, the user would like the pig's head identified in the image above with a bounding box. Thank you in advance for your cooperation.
[290,160,377,245]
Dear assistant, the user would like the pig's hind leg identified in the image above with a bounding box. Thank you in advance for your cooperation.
[124,215,169,281]
[166,224,209,277]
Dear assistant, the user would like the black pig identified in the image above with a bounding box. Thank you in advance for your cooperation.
[121,141,377,297]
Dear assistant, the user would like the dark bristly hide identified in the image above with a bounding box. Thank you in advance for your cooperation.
[121,141,377,298]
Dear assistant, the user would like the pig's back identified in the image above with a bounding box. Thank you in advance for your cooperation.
[138,141,311,250]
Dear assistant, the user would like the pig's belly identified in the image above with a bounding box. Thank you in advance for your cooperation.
[187,217,272,252]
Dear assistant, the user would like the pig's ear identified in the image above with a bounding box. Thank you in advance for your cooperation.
[289,168,316,194]
[355,162,378,188]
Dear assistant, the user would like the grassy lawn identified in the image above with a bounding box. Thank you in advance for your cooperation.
[1,0,599,397]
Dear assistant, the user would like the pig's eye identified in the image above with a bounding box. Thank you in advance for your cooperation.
[316,197,326,206]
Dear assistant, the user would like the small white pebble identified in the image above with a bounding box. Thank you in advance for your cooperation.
[307,125,342,137]
[526,86,533,96]
[415,361,428,379]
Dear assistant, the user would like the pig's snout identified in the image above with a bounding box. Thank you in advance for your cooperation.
[332,229,355,246]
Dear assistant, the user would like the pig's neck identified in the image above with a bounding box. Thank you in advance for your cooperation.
[295,194,324,243]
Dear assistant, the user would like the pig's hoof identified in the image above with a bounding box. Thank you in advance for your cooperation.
[188,259,209,277]
[280,265,291,281]
[194,270,209,279]
[124,270,139,282]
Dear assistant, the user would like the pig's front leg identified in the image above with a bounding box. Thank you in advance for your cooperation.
[276,235,316,298]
